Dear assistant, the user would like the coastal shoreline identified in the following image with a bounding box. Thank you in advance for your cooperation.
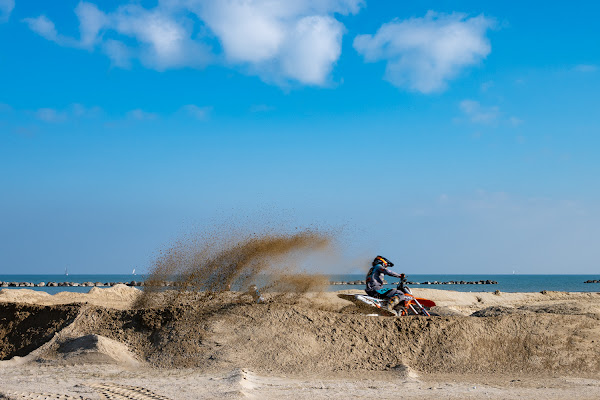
[1,274,599,294]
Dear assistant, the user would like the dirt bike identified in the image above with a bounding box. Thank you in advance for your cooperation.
[338,278,436,316]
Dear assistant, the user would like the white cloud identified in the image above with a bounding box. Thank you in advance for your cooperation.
[509,116,523,126]
[182,104,212,120]
[75,1,108,48]
[71,103,102,118]
[127,109,158,121]
[0,0,14,23]
[35,108,68,123]
[24,6,106,49]
[354,11,494,93]
[0,102,13,112]
[24,2,211,70]
[14,126,36,137]
[31,104,103,123]
[23,0,362,85]
[573,64,597,73]
[103,39,133,68]
[110,4,212,70]
[279,15,343,84]
[23,15,60,42]
[459,100,523,127]
[198,1,286,64]
[480,80,493,92]
[459,100,499,124]
[172,0,362,84]
[250,104,275,113]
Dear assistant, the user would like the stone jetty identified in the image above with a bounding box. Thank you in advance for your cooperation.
[0,280,146,288]
[584,279,599,283]
[329,279,499,286]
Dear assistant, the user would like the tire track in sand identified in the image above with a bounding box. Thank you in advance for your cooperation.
[88,383,171,400]
[0,392,90,399]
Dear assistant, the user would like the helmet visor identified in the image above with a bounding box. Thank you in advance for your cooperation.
[376,256,392,267]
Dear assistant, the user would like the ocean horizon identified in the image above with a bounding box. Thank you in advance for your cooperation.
[1,274,599,294]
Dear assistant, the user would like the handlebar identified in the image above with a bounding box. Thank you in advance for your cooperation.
[396,278,408,289]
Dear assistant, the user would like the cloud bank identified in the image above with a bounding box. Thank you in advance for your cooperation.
[23,0,364,86]
[0,0,14,23]
[193,0,358,85]
[573,64,597,73]
[458,99,523,127]
[354,11,494,93]
[31,104,103,123]
[182,104,212,120]
[459,100,499,124]
[22,4,498,92]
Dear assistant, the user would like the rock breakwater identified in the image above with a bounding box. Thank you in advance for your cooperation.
[0,281,145,288]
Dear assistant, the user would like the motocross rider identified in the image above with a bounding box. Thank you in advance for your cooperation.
[365,255,408,312]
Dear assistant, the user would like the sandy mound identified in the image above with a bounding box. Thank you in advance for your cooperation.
[54,334,140,366]
[471,301,600,317]
[1,288,599,378]
[470,306,528,317]
[427,306,463,316]
[0,284,141,310]
[0,288,52,304]
[183,302,600,375]
[520,302,600,316]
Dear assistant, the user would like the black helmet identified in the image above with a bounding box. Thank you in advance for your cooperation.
[373,255,394,267]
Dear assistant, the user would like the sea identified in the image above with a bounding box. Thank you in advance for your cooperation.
[0,274,599,294]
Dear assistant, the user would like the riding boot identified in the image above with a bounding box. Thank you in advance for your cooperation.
[384,296,400,313]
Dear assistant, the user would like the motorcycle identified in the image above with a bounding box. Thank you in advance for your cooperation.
[338,278,436,316]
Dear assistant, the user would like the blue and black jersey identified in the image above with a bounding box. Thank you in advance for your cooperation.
[365,263,402,292]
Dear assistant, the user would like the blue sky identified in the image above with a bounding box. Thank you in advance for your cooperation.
[1,0,599,275]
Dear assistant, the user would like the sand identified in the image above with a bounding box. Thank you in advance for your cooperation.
[1,285,599,399]
[0,284,142,310]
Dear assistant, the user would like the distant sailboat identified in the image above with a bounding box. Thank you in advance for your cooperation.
[132,268,136,275]
[65,266,69,276]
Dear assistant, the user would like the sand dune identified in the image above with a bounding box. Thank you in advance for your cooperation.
[0,284,142,310]
[1,286,599,399]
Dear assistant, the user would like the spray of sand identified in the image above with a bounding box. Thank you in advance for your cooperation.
[136,228,333,308]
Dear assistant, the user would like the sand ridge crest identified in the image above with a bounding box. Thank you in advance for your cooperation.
[0,284,142,310]
[1,288,599,375]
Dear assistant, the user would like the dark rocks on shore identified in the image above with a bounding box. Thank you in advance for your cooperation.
[584,280,600,283]
[0,281,147,288]
[330,280,367,286]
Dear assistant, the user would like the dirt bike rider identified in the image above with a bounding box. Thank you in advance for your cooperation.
[365,255,409,312]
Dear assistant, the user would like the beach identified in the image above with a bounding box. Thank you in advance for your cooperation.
[1,285,599,399]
